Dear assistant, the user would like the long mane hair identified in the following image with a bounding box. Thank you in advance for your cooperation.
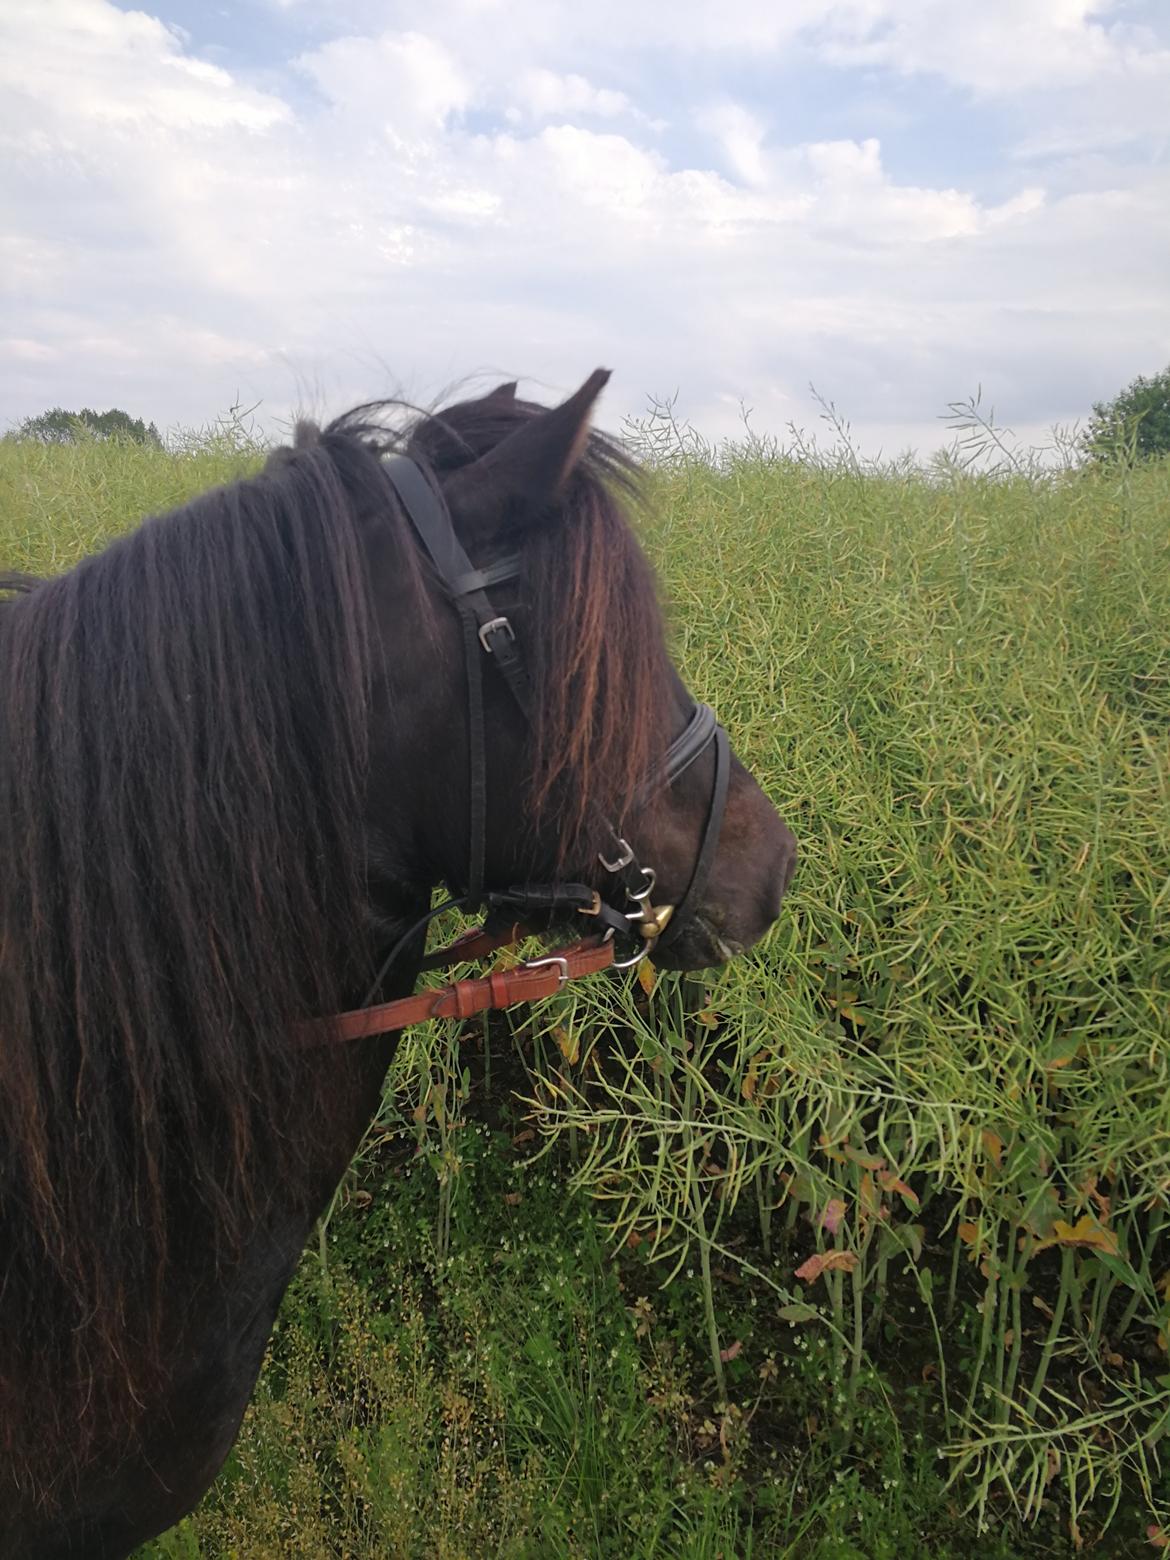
[0,393,670,1494]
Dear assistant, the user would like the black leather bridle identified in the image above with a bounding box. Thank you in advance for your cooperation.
[362,454,729,1000]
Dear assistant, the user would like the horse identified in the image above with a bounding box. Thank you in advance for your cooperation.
[0,369,796,1558]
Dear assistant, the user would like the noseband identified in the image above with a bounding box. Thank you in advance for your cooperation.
[309,454,729,1044]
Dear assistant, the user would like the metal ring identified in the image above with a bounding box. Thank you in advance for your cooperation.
[611,937,653,971]
[626,867,657,903]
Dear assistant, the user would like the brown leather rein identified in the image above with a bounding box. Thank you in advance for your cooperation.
[320,923,615,1044]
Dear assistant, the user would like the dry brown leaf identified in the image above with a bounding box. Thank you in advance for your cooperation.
[795,1250,860,1283]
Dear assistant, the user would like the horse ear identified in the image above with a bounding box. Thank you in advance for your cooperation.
[483,380,518,403]
[446,369,611,535]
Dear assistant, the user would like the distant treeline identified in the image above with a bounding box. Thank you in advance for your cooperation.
[7,407,162,447]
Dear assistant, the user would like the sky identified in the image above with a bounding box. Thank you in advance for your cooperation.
[1,0,1168,457]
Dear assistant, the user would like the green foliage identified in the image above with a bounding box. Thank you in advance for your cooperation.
[530,449,1170,1542]
[4,428,1168,1554]
[11,404,163,447]
[1082,365,1170,464]
[139,1130,1009,1559]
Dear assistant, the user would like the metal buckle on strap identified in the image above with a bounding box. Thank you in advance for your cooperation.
[598,837,635,873]
[523,953,570,987]
[478,615,515,653]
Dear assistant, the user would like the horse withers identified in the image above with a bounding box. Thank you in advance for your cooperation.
[0,371,795,1557]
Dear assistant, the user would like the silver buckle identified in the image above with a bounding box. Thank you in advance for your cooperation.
[599,837,635,873]
[523,954,569,987]
[478,616,515,653]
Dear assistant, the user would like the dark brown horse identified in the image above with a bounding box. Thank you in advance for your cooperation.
[0,371,795,1558]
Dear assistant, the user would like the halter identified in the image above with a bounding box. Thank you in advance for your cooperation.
[310,454,728,1045]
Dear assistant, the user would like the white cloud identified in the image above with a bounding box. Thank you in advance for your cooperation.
[513,69,633,122]
[818,0,1170,160]
[296,30,470,138]
[0,0,288,131]
[0,0,1167,454]
[699,104,770,188]
[1,338,58,363]
[821,0,1168,96]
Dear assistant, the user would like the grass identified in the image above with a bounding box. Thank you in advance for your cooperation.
[137,1127,1028,1559]
[2,423,1168,1555]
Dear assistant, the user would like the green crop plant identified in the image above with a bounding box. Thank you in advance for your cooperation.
[4,416,1168,1552]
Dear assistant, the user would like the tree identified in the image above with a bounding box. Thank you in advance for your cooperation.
[14,406,162,447]
[1083,366,1170,464]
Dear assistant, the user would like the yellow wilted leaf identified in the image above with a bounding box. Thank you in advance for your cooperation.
[1035,1215,1119,1257]
[552,1025,579,1065]
[981,1130,1004,1168]
[637,959,657,997]
[958,1221,979,1246]
[741,1056,759,1102]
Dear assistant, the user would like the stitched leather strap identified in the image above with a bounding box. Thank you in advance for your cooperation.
[418,919,525,970]
[382,454,531,900]
[312,937,615,1045]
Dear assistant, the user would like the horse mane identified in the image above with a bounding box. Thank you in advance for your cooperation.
[0,391,671,1496]
[0,441,383,1493]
